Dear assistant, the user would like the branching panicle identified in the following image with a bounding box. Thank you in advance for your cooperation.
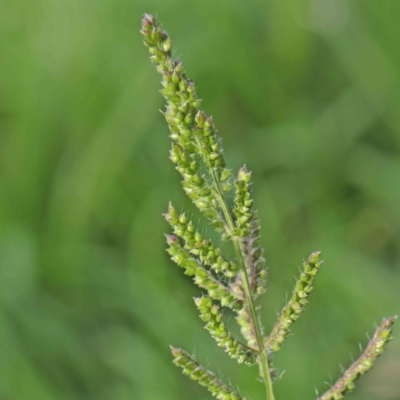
[142,13,396,400]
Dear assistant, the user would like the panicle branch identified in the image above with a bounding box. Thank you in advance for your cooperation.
[164,202,238,277]
[317,317,397,400]
[171,347,248,400]
[233,166,255,238]
[232,167,267,351]
[236,306,259,350]
[244,213,267,297]
[265,251,323,352]
[141,13,231,232]
[231,166,269,356]
[166,234,242,309]
[195,296,258,365]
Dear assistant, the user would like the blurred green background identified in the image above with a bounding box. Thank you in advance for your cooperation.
[1,0,400,399]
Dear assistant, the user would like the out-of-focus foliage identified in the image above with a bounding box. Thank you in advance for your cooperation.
[0,1,399,399]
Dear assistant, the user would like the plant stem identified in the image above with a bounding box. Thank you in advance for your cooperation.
[195,137,275,400]
[216,175,275,400]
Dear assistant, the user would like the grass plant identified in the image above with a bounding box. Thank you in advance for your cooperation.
[141,13,396,400]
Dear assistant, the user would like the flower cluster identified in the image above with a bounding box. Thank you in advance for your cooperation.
[171,347,247,400]
[195,296,257,365]
[265,251,323,352]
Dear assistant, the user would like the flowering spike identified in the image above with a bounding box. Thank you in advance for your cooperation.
[141,13,228,231]
[166,235,243,309]
[265,251,323,352]
[170,347,248,400]
[164,203,238,277]
[233,166,255,237]
[194,296,258,365]
[244,213,267,297]
[317,317,397,400]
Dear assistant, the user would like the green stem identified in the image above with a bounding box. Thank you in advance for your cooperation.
[195,138,275,400]
[215,175,275,400]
